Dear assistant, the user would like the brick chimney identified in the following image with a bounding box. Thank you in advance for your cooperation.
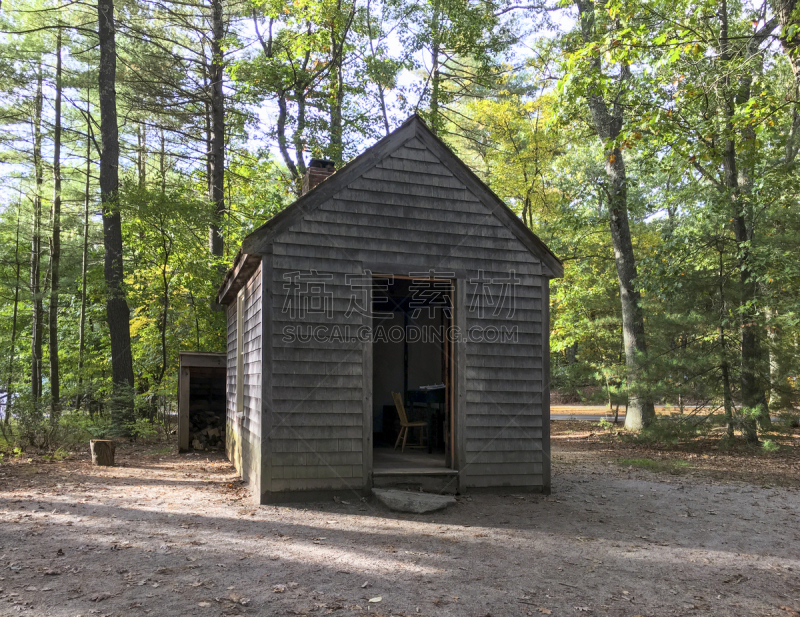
[302,158,336,195]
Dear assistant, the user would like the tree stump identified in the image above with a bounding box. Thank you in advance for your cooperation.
[90,440,115,466]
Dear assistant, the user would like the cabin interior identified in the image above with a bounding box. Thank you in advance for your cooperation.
[371,275,454,473]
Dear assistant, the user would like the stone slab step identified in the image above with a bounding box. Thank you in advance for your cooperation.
[372,488,456,514]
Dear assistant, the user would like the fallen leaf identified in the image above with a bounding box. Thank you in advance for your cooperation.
[361,581,370,588]
[538,609,552,615]
[273,584,286,593]
[198,602,210,607]
[368,597,382,603]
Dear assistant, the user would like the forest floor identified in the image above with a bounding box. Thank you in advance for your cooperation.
[1,421,799,617]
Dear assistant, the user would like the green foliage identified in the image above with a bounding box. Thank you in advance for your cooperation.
[617,457,692,474]
[126,418,161,443]
[624,416,718,447]
[596,418,615,431]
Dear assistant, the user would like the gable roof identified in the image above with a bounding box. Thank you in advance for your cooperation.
[218,114,562,304]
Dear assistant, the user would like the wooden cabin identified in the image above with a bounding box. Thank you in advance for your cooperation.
[217,114,563,504]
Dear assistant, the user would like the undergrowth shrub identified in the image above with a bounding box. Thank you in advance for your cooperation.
[623,416,716,446]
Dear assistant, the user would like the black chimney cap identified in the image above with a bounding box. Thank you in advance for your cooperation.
[309,158,335,169]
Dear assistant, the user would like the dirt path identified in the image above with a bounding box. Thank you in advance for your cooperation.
[1,430,799,617]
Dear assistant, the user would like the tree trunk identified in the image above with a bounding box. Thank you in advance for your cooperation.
[77,96,92,411]
[774,0,800,82]
[576,0,654,430]
[718,0,768,442]
[721,359,735,439]
[429,0,442,135]
[605,146,655,430]
[208,0,225,261]
[90,439,115,465]
[137,122,146,189]
[31,64,44,413]
[765,308,791,410]
[48,29,63,423]
[4,195,23,425]
[329,30,345,166]
[158,229,170,385]
[365,0,390,135]
[159,128,167,194]
[293,86,308,177]
[98,0,136,432]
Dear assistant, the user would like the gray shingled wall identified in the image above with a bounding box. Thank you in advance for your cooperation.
[265,136,546,494]
[225,263,263,496]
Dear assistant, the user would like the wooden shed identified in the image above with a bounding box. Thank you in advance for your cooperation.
[177,351,227,452]
[217,114,563,504]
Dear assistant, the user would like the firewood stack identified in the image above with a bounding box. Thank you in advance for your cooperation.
[188,400,225,450]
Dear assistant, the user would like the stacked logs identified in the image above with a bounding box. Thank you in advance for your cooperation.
[188,401,225,450]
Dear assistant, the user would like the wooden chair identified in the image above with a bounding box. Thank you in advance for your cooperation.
[391,392,428,452]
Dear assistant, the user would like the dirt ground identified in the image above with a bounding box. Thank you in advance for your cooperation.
[1,421,799,617]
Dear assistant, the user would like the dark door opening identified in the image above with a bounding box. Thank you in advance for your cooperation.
[371,274,454,473]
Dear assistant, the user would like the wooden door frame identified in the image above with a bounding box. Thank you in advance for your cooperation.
[362,271,466,492]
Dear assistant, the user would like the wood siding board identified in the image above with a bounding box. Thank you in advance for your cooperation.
[466,450,543,464]
[466,391,543,404]
[402,137,428,149]
[376,156,454,176]
[324,200,505,227]
[542,278,552,493]
[455,278,468,492]
[274,246,539,276]
[226,303,237,466]
[261,255,273,499]
[332,188,487,213]
[468,475,544,488]
[462,462,543,475]
[362,309,373,491]
[382,145,442,163]
[361,166,465,188]
[465,415,543,428]
[465,432,543,445]
[297,214,519,242]
[466,380,543,393]
[240,264,263,493]
[347,176,469,200]
[277,231,530,261]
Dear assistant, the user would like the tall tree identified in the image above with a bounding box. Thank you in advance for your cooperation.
[563,0,656,429]
[48,27,63,424]
[30,63,44,412]
[208,0,226,262]
[98,0,136,429]
[76,92,92,411]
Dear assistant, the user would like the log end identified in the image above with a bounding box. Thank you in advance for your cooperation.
[90,439,116,466]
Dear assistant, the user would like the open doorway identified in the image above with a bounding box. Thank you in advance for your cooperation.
[371,274,454,474]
